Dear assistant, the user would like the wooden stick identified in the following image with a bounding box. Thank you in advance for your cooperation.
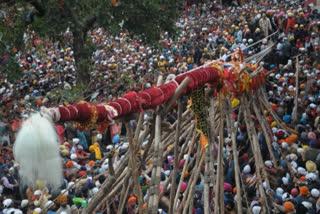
[179,142,201,214]
[204,96,216,214]
[82,175,116,214]
[173,131,198,212]
[293,56,299,126]
[163,77,191,116]
[147,113,162,214]
[169,100,182,214]
[214,94,224,214]
[208,96,217,208]
[107,171,131,199]
[258,90,297,135]
[125,117,144,214]
[252,102,278,168]
[225,101,243,214]
[142,125,155,162]
[117,179,133,214]
[183,152,205,214]
[243,98,270,214]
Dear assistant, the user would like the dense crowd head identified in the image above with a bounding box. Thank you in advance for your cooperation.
[0,0,320,213]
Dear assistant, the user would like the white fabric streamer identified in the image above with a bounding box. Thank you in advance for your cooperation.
[13,113,62,190]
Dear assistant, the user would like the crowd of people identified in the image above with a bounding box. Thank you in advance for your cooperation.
[1,0,320,213]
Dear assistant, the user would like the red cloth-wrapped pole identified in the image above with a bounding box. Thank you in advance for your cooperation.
[50,64,266,131]
[56,66,221,123]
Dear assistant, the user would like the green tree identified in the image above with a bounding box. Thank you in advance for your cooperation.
[0,0,182,84]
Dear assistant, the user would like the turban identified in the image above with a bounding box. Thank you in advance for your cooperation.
[300,186,309,196]
[284,201,295,212]
[66,161,74,168]
[224,183,232,192]
[89,143,102,160]
[57,194,68,204]
[128,196,136,203]
[306,160,317,172]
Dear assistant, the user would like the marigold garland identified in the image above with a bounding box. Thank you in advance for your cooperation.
[73,101,99,131]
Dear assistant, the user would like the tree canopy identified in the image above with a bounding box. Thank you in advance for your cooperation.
[0,0,182,83]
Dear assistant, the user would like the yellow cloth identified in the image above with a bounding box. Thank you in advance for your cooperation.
[231,98,240,108]
[89,143,102,160]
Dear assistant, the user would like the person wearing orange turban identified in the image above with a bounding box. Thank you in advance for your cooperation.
[57,194,67,205]
[127,196,137,213]
[66,161,74,168]
[300,186,309,196]
[283,201,295,212]
[128,196,136,204]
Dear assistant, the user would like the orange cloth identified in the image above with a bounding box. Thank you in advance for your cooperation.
[200,133,208,149]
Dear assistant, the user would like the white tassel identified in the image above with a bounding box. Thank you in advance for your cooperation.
[13,113,62,190]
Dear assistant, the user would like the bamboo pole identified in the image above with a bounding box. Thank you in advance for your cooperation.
[243,98,270,214]
[118,179,133,214]
[183,152,205,214]
[252,102,278,168]
[226,102,243,214]
[107,171,131,199]
[178,142,201,214]
[162,123,194,160]
[82,175,116,214]
[293,56,299,126]
[204,96,216,214]
[258,89,297,135]
[163,77,191,116]
[125,115,144,214]
[203,146,211,214]
[173,131,198,213]
[169,100,182,214]
[214,94,224,214]
[208,96,217,207]
[147,113,162,214]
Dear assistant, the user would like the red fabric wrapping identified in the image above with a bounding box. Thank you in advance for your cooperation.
[59,103,91,122]
[175,67,220,93]
[96,105,108,123]
[59,106,71,121]
[57,66,223,122]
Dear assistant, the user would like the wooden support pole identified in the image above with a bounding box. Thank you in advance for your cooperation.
[214,94,224,214]
[293,56,300,126]
[82,176,116,214]
[173,131,198,213]
[204,96,216,214]
[125,113,144,214]
[183,152,205,214]
[147,113,162,214]
[117,179,133,214]
[169,100,182,214]
[178,142,201,214]
[243,98,270,214]
[258,89,297,135]
[163,77,191,116]
[226,102,243,214]
[106,171,131,199]
[252,102,278,168]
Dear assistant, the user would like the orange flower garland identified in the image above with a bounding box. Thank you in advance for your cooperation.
[73,101,99,131]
